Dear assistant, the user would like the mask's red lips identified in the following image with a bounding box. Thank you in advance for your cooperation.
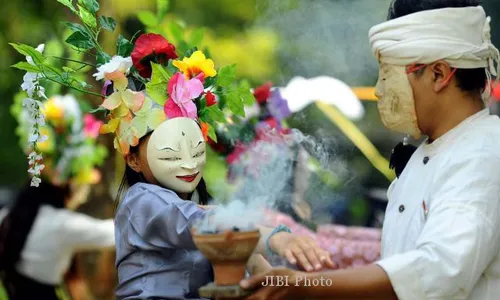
[176,172,199,183]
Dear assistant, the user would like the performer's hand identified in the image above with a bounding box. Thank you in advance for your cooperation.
[240,268,305,300]
[269,233,336,271]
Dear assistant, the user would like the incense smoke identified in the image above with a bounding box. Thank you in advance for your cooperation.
[193,129,353,233]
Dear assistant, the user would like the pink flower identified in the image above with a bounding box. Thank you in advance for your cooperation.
[164,72,204,119]
[83,114,103,138]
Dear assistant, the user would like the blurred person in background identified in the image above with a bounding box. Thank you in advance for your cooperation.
[209,82,381,269]
[0,94,114,300]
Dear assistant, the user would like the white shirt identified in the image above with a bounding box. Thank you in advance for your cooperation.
[377,109,500,299]
[0,205,115,285]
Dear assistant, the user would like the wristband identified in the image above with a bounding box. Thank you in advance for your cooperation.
[265,224,291,256]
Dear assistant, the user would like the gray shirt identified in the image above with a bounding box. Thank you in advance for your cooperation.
[115,183,213,299]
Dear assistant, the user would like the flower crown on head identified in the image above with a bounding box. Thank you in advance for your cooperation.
[94,33,251,155]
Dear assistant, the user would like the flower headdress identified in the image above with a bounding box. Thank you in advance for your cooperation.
[209,82,292,161]
[94,33,251,155]
[10,0,253,182]
[11,92,107,187]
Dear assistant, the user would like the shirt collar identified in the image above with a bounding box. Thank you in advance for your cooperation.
[422,108,490,155]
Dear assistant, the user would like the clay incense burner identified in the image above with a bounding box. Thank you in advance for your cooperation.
[191,228,260,286]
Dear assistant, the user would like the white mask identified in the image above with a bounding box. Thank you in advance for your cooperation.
[375,63,422,139]
[147,118,206,193]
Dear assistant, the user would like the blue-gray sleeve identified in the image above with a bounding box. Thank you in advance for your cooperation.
[124,185,207,250]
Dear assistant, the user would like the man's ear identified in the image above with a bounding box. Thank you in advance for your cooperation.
[430,61,454,93]
[126,153,141,173]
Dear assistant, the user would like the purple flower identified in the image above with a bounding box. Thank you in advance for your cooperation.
[266,89,291,121]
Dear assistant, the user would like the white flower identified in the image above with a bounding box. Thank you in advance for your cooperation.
[28,132,39,143]
[92,56,133,80]
[28,152,43,165]
[28,163,45,176]
[36,115,45,126]
[30,176,42,187]
[21,73,37,97]
[37,134,48,143]
[26,44,45,66]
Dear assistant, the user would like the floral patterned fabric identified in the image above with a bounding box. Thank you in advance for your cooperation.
[263,210,381,269]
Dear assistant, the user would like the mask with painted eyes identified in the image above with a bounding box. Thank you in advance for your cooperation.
[147,117,206,193]
[375,63,422,139]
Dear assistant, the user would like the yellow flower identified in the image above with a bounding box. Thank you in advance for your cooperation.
[74,168,101,184]
[173,50,217,79]
[42,97,65,122]
[36,126,55,153]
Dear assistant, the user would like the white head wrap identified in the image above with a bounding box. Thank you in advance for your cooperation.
[369,6,499,78]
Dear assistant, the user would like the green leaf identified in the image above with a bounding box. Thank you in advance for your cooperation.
[177,41,190,58]
[99,16,116,31]
[189,28,204,47]
[157,0,169,21]
[62,66,75,73]
[57,0,76,12]
[96,51,111,66]
[169,21,184,43]
[146,82,167,106]
[216,64,236,87]
[238,80,255,105]
[88,106,108,113]
[138,11,157,28]
[226,90,245,117]
[9,43,45,64]
[65,31,95,50]
[204,76,216,88]
[239,88,255,106]
[11,62,41,73]
[146,62,170,105]
[206,106,225,122]
[207,124,217,142]
[150,62,171,83]
[116,35,134,57]
[63,22,92,37]
[42,63,63,77]
[78,0,99,14]
[78,4,97,29]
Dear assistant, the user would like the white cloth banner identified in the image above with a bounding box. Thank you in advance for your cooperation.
[369,6,499,76]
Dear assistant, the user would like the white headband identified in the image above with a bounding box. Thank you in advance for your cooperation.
[369,6,499,77]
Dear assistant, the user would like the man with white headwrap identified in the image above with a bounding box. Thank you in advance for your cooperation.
[239,1,500,299]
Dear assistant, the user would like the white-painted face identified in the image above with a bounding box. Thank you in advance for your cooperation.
[147,118,206,193]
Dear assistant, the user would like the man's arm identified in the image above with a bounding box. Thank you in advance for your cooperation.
[300,265,396,299]
[241,264,397,299]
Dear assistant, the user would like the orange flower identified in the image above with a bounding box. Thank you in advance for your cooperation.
[200,122,210,141]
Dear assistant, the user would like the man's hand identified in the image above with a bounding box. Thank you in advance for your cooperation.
[269,233,336,271]
[240,268,305,300]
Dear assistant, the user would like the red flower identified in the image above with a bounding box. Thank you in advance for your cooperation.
[131,33,178,78]
[253,82,273,104]
[205,91,217,106]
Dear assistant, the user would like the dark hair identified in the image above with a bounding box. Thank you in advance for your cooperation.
[387,0,487,93]
[0,181,69,271]
[115,135,212,211]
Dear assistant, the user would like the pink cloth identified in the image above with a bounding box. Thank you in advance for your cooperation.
[263,210,381,269]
